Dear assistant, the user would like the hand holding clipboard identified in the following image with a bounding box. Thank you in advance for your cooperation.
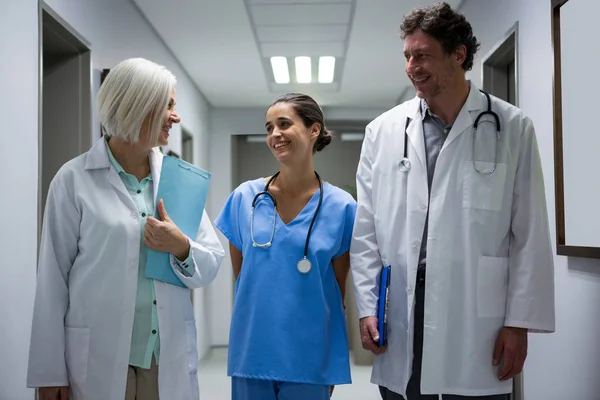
[359,264,390,355]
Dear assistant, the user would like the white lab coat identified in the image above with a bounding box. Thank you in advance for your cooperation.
[350,83,555,397]
[27,138,225,400]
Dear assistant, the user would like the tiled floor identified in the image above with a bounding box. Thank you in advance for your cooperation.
[198,348,382,399]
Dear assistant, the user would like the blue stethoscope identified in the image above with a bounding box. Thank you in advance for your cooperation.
[250,171,323,274]
[399,90,501,174]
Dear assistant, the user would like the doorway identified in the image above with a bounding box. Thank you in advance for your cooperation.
[482,21,522,400]
[181,127,194,164]
[39,3,92,239]
[482,22,518,106]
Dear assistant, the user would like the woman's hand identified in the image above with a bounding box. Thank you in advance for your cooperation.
[39,387,69,400]
[144,199,190,260]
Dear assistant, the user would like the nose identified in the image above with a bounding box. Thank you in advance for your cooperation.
[406,57,417,75]
[170,111,181,124]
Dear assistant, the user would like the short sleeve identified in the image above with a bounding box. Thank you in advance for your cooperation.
[215,188,244,251]
[334,197,357,259]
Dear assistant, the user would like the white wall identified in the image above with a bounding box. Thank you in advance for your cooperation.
[207,106,389,345]
[460,0,600,398]
[0,1,39,399]
[0,1,213,397]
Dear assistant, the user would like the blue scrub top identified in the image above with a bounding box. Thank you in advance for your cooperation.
[215,178,357,386]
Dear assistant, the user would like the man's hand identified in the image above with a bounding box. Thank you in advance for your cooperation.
[39,387,69,400]
[493,326,528,381]
[359,316,386,355]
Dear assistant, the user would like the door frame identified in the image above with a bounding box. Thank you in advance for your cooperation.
[38,0,93,244]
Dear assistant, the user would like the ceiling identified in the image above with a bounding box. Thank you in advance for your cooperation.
[132,0,462,108]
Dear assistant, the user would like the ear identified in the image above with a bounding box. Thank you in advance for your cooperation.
[310,122,321,140]
[454,44,467,68]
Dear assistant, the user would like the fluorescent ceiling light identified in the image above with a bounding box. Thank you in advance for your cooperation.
[318,56,335,83]
[295,56,312,83]
[270,56,290,84]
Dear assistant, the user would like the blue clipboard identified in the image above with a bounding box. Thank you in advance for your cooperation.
[377,265,391,347]
[145,155,211,287]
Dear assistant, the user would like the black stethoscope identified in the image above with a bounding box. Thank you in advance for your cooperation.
[399,90,501,175]
[250,171,323,274]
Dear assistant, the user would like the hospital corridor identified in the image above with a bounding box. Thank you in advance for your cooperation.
[2,0,600,399]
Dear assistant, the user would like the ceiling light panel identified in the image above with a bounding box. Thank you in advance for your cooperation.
[318,56,336,84]
[270,56,290,84]
[295,56,312,83]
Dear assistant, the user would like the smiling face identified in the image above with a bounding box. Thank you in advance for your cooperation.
[139,89,181,149]
[403,29,465,100]
[264,102,320,164]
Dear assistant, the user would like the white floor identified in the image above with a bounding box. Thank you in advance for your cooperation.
[198,348,382,399]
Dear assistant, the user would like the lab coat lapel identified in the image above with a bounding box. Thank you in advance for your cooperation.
[149,147,163,205]
[406,97,427,170]
[442,83,484,150]
[85,138,133,206]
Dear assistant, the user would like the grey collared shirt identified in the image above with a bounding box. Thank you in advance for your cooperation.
[418,99,453,266]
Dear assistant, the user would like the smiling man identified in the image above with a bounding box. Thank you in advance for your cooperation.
[349,2,556,400]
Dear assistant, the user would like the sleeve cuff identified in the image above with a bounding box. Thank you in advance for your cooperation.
[171,253,195,277]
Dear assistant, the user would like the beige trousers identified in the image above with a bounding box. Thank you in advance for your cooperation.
[125,356,159,400]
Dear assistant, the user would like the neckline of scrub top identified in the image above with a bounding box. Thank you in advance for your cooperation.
[259,178,327,227]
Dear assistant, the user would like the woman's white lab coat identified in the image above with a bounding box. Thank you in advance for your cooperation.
[350,83,555,397]
[26,138,225,400]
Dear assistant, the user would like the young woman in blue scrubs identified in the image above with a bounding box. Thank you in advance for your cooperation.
[215,93,357,400]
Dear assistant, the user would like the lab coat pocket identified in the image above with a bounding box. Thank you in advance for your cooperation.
[65,327,90,386]
[462,161,508,211]
[477,256,509,318]
[185,320,199,374]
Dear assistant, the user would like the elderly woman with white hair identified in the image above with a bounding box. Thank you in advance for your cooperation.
[26,58,224,400]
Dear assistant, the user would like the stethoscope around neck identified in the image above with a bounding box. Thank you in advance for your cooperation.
[250,171,324,274]
[399,89,501,174]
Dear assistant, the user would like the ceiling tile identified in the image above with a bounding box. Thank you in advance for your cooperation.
[250,4,353,26]
[256,25,348,42]
[248,0,351,4]
[261,41,346,57]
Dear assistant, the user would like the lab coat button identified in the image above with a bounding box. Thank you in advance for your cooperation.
[420,203,427,210]
[130,212,137,219]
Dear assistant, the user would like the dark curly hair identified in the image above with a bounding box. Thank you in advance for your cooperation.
[400,2,480,71]
[268,93,333,153]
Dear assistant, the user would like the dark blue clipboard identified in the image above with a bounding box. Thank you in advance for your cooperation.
[377,265,391,347]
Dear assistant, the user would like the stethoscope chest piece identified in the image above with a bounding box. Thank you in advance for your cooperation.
[399,158,411,172]
[297,257,312,274]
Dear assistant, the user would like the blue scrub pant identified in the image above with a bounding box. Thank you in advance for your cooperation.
[232,377,330,400]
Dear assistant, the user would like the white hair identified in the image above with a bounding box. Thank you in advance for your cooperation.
[98,58,177,144]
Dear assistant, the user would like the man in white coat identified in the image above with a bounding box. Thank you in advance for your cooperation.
[350,3,555,400]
